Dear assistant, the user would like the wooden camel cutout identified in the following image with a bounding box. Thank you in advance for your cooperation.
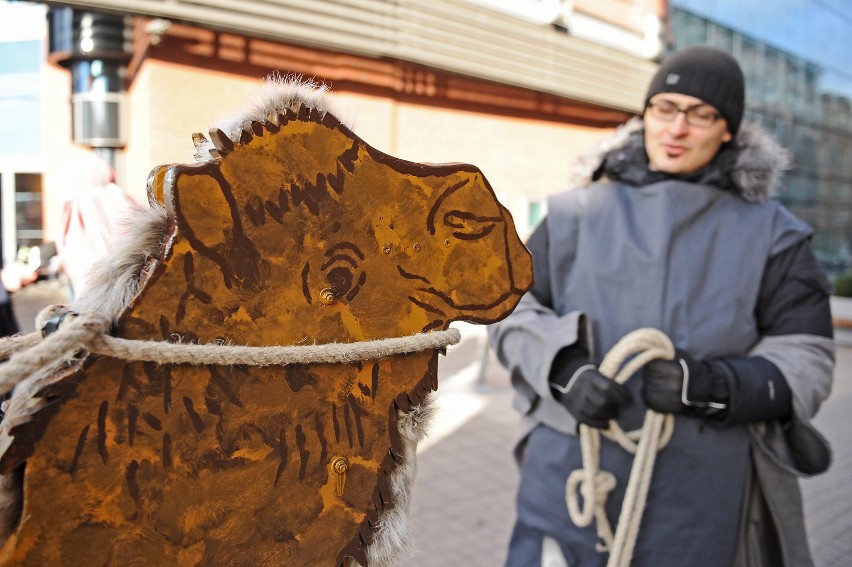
[0,78,532,566]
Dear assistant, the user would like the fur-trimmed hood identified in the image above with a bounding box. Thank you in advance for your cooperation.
[566,118,791,203]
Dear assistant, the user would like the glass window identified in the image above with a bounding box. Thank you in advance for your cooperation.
[528,199,546,231]
[0,41,42,154]
[669,4,852,275]
[15,173,43,250]
[676,11,709,46]
[0,41,41,75]
[710,24,735,53]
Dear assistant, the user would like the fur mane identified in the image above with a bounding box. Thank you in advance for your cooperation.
[192,74,350,164]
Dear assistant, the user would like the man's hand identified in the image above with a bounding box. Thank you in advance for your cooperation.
[642,353,728,418]
[550,351,632,429]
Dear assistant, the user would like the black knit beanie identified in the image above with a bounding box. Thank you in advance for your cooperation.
[644,45,745,135]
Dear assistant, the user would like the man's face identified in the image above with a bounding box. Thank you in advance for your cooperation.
[643,93,733,174]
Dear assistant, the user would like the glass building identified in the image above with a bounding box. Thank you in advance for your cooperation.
[670,2,852,279]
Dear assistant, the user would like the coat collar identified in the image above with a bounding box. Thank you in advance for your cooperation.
[566,118,791,203]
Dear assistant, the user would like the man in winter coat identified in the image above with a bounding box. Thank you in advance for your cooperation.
[488,45,835,566]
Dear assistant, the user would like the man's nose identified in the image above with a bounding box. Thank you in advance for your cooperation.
[668,113,689,136]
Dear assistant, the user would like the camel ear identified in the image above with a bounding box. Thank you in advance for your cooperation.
[146,165,170,206]
[170,166,233,253]
[169,161,263,290]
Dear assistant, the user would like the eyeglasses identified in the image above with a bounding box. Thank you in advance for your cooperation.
[646,99,723,128]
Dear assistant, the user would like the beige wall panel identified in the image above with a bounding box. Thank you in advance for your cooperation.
[124,66,403,202]
[41,63,76,244]
[327,92,398,155]
[123,63,155,203]
[124,61,266,202]
[575,0,646,33]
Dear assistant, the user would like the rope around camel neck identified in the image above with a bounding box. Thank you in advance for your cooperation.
[0,308,461,397]
[565,328,675,567]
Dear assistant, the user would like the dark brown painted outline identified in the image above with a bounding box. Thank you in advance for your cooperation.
[425,178,470,236]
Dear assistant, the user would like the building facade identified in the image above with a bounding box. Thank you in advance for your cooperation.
[670,3,852,277]
[0,2,46,266]
[0,0,663,272]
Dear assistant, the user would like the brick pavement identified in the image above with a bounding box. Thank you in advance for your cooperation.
[8,277,71,333]
[408,326,852,566]
[801,330,852,567]
[407,327,518,566]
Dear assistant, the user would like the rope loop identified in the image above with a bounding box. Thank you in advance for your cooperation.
[564,328,675,567]
[565,468,616,527]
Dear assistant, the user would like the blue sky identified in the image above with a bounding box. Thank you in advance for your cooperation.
[673,0,852,96]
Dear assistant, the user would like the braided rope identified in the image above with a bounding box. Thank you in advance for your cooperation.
[564,328,675,566]
[0,308,461,398]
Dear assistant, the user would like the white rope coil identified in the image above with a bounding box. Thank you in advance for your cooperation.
[564,328,675,567]
[0,308,461,398]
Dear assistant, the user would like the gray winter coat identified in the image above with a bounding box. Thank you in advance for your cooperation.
[489,120,834,566]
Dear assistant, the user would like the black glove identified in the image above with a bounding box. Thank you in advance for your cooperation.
[642,352,730,418]
[642,351,793,425]
[550,343,632,429]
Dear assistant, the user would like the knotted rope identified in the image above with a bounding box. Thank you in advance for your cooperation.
[0,307,461,398]
[565,328,675,567]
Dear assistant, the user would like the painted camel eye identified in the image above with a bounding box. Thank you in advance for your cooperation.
[321,242,366,302]
[327,266,353,297]
[443,210,503,241]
